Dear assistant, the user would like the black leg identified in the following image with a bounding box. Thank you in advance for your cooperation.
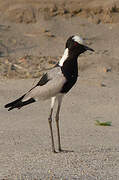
[55,95,63,152]
[48,97,56,153]
[48,108,56,153]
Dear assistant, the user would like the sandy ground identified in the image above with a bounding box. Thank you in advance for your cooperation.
[1,0,119,179]
[1,73,119,180]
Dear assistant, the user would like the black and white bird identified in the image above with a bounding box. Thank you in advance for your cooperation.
[4,35,94,153]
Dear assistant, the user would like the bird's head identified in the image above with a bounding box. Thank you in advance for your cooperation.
[66,35,94,57]
[58,35,94,67]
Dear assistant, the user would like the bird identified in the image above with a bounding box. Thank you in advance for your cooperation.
[4,35,94,153]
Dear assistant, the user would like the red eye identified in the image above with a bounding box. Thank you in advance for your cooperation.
[74,42,78,46]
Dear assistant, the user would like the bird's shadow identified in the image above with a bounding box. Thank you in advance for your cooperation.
[55,149,74,153]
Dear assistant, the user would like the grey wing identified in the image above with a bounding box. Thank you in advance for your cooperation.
[22,67,66,101]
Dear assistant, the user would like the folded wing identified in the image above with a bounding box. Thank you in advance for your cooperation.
[4,66,66,111]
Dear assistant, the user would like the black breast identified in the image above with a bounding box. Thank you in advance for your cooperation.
[60,76,78,93]
[60,57,78,93]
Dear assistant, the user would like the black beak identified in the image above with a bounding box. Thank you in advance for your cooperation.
[84,45,94,52]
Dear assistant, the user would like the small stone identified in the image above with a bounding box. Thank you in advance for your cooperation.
[101,83,106,87]
[45,33,55,38]
[43,29,50,33]
[103,67,112,72]
[106,67,112,72]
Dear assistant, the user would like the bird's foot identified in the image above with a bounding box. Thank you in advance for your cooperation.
[59,148,74,153]
[52,147,58,153]
[53,150,57,153]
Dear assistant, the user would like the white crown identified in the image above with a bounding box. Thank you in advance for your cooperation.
[72,35,83,45]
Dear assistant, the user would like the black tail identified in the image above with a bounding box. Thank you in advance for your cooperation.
[4,94,35,111]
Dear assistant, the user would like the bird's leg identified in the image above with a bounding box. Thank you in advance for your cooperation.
[48,109,55,152]
[55,96,63,152]
[48,97,56,153]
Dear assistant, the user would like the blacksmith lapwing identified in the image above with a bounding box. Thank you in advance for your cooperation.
[4,35,94,152]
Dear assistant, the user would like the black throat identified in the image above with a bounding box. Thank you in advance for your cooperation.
[60,56,78,93]
[61,56,78,79]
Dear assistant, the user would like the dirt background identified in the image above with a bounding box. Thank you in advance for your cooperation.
[0,0,119,180]
[0,0,119,79]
